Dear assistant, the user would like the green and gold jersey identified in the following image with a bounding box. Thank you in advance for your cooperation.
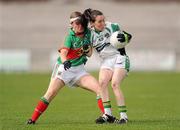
[57,28,92,66]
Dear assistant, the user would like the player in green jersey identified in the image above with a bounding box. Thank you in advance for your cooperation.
[27,11,105,125]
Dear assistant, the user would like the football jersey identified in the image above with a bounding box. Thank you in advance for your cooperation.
[57,28,91,66]
[91,21,122,58]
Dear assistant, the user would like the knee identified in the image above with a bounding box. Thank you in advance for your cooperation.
[111,82,119,90]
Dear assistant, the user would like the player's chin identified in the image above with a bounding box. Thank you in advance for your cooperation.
[97,26,104,31]
[79,28,84,33]
[77,26,84,31]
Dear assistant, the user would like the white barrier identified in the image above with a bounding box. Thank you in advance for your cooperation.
[50,50,176,71]
[128,50,176,71]
[0,50,30,72]
[0,49,175,72]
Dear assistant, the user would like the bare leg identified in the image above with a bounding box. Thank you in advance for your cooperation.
[111,68,127,106]
[111,68,128,120]
[99,69,113,102]
[44,78,65,102]
[77,74,100,94]
[76,74,104,114]
[28,78,65,124]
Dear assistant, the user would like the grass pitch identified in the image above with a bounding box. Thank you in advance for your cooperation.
[0,72,180,130]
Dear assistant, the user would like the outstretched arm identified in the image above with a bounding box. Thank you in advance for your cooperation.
[59,48,68,63]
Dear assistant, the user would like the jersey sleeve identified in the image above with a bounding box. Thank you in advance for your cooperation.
[90,29,97,47]
[58,35,72,52]
[111,23,121,32]
[64,35,72,48]
[86,28,92,44]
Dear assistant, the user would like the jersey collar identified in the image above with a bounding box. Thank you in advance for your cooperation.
[92,27,102,34]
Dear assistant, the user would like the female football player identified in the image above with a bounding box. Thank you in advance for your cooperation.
[83,9,132,124]
[27,11,105,124]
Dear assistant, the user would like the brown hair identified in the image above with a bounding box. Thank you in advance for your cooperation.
[70,11,82,19]
[70,11,88,28]
[83,8,103,23]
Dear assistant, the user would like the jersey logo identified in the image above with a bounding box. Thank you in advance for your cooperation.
[116,62,123,65]
[74,42,79,47]
[96,42,110,52]
[76,48,84,56]
[104,33,110,38]
[98,36,104,42]
[73,41,82,48]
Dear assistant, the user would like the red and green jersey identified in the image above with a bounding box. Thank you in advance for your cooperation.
[57,28,92,66]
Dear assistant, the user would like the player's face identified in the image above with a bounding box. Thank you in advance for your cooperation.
[93,15,105,31]
[71,20,84,33]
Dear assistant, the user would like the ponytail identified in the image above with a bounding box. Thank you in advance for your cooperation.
[83,8,103,23]
[83,8,93,22]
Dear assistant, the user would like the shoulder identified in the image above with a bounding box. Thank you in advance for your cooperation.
[85,28,91,35]
[65,29,74,40]
[105,21,112,27]
[67,28,74,36]
[105,21,121,32]
[63,29,74,47]
[106,21,120,27]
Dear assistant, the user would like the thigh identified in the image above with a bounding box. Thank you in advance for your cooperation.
[99,68,113,86]
[111,68,127,86]
[52,62,76,86]
[44,77,65,102]
[76,74,100,93]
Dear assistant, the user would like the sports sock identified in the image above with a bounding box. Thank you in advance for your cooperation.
[96,96,104,114]
[118,106,128,119]
[31,97,49,122]
[103,101,112,116]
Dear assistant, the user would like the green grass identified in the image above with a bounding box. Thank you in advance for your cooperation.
[0,72,180,130]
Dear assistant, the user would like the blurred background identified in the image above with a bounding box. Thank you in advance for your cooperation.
[0,0,180,72]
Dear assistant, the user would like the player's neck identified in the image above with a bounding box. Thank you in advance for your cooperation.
[75,32,84,37]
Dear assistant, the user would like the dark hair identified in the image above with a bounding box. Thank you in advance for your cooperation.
[83,8,103,23]
[70,11,82,19]
[70,11,88,28]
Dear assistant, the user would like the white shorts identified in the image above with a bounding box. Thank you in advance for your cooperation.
[51,63,89,87]
[100,54,130,72]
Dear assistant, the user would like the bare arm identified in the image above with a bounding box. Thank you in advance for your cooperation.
[59,49,69,63]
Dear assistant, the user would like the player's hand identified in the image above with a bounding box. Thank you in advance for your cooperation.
[123,31,132,42]
[63,61,71,70]
[117,32,125,43]
[82,44,91,54]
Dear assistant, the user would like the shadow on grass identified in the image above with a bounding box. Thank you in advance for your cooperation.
[21,118,180,127]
